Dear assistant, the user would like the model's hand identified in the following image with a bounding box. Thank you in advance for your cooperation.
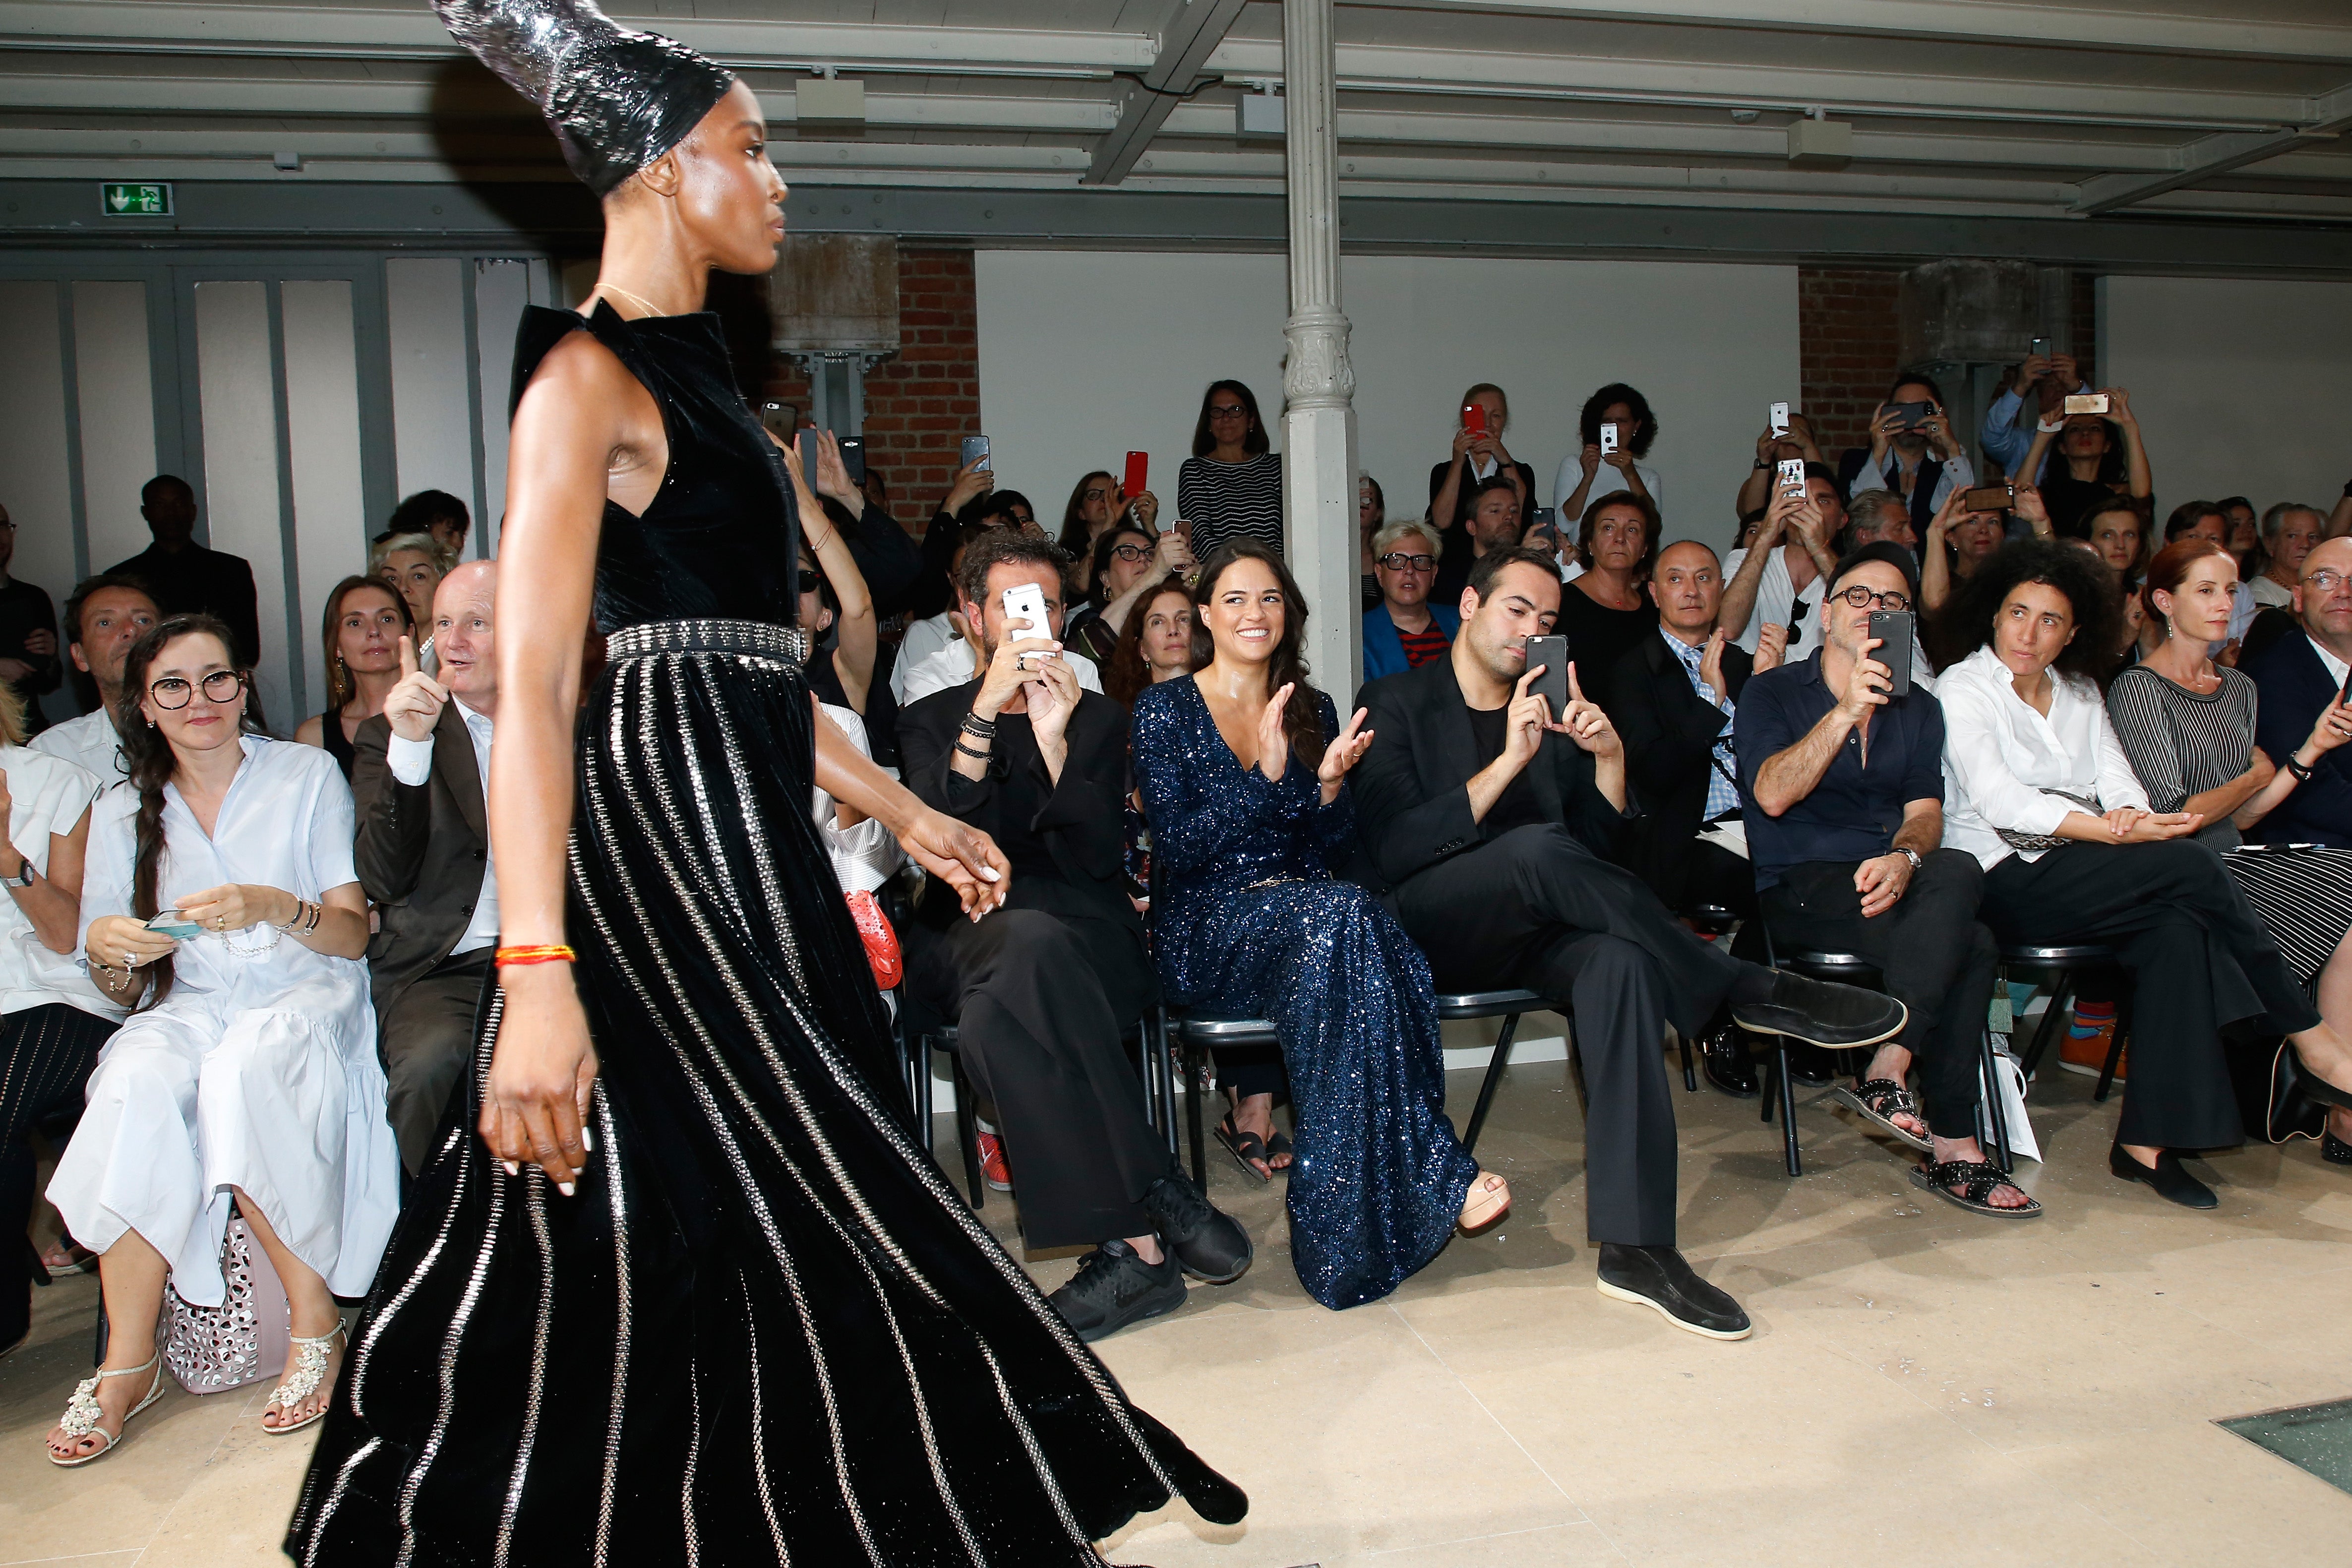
[175,882,291,935]
[1317,707,1375,792]
[1754,621,1789,673]
[1257,683,1295,783]
[943,457,994,513]
[482,965,598,1193]
[385,636,450,742]
[1025,651,1082,748]
[86,912,177,972]
[1559,663,1621,759]
[1854,852,1912,918]
[900,807,1009,919]
[974,632,1059,721]
[1837,637,1891,722]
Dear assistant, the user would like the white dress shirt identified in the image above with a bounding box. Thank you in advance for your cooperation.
[900,643,1103,706]
[0,744,108,1018]
[1938,645,2149,870]
[30,706,126,789]
[890,612,961,705]
[1722,544,1806,656]
[813,703,903,895]
[385,698,498,956]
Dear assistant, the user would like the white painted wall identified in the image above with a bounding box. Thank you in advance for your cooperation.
[2101,276,2352,517]
[386,256,478,513]
[72,281,160,575]
[974,251,1799,551]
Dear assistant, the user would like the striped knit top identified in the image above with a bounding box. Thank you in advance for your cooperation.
[1178,451,1285,560]
[2104,663,2257,849]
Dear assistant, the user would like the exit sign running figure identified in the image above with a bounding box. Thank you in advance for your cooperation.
[101,182,173,216]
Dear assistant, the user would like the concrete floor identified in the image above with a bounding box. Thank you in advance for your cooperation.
[4,1031,2349,1568]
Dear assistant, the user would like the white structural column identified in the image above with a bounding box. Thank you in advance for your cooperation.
[1278,0,1362,699]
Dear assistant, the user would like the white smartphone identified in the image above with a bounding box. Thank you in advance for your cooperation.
[1002,581,1049,642]
[1776,457,1806,496]
[1599,422,1621,457]
[1769,401,1790,437]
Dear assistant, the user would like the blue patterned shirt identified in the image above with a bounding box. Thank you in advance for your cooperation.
[1661,626,1741,823]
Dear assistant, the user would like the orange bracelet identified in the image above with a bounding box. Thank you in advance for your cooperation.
[495,944,577,967]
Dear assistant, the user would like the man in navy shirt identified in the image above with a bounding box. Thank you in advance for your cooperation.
[1737,543,2033,1216]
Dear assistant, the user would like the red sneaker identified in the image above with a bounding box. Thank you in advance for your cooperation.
[976,1130,1013,1192]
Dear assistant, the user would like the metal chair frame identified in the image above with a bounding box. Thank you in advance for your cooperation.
[1999,945,2133,1104]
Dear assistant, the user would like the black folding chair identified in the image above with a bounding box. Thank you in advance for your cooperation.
[2000,944,2132,1102]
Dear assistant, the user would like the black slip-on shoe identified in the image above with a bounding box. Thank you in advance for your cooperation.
[1701,1025,1760,1099]
[2109,1143,2217,1210]
[1144,1171,1254,1284]
[1048,1239,1189,1343]
[1595,1243,1752,1340]
[1730,970,1906,1051]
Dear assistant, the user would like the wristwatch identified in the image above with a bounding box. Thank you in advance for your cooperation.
[1896,847,1923,872]
[0,858,33,888]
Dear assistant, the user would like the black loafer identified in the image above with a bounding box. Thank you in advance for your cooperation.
[1730,970,1906,1051]
[1595,1243,1752,1340]
[2109,1143,2217,1210]
[1048,1239,1188,1342]
[1143,1171,1254,1284]
[1700,1025,1759,1098]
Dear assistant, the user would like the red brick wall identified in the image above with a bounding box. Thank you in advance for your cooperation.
[1796,267,1904,457]
[757,246,981,537]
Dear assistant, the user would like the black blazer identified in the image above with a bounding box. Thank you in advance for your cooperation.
[1607,631,1752,908]
[2243,630,2352,848]
[353,705,488,1021]
[898,679,1141,932]
[1352,654,1634,892]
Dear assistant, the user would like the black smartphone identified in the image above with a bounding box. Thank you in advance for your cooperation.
[2338,665,2351,710]
[1889,400,1935,430]
[760,400,797,441]
[1868,610,1914,699]
[2030,335,2050,360]
[797,428,819,474]
[1524,635,1570,717]
[838,435,866,484]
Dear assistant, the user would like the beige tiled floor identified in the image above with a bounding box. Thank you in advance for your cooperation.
[5,1034,2349,1567]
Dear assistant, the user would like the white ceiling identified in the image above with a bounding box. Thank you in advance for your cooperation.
[2,0,2350,224]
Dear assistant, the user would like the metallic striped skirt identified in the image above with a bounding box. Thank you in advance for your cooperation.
[289,622,1243,1566]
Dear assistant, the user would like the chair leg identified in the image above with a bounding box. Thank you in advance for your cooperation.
[915,1031,936,1162]
[1148,1008,1179,1158]
[2094,992,2130,1103]
[2016,971,2074,1082]
[1979,1027,2013,1175]
[1461,1015,1522,1156]
[950,1051,984,1210]
[1772,1041,1803,1176]
[1183,1035,1208,1186]
[1677,1025,1697,1093]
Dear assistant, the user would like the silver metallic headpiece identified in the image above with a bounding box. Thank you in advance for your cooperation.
[433,0,736,197]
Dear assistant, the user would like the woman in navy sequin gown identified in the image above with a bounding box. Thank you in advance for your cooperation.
[1133,542,1509,1310]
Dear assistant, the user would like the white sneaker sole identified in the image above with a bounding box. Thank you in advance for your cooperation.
[1596,1276,1754,1340]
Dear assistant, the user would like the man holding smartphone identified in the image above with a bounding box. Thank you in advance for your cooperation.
[1737,543,2033,1216]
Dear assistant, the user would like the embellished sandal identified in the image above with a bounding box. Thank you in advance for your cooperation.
[262,1324,347,1437]
[1213,1115,1272,1185]
[1910,1159,2042,1219]
[1829,1078,1932,1152]
[1457,1171,1512,1238]
[48,1350,166,1467]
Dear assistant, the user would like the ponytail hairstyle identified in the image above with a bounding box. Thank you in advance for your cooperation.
[117,614,259,1009]
[1189,539,1327,763]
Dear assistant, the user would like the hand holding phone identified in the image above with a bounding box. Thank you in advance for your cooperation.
[1524,635,1569,718]
[146,910,205,941]
[1462,402,1488,435]
[961,434,992,473]
[1123,450,1148,499]
[1868,610,1915,699]
[1776,457,1806,497]
[1769,402,1790,438]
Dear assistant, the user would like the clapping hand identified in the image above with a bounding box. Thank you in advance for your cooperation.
[1754,621,1789,673]
[1317,707,1375,800]
[384,636,449,742]
[1257,682,1296,783]
[1697,628,1729,705]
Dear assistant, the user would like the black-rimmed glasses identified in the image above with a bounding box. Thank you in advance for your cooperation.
[1377,552,1438,573]
[1109,543,1152,563]
[1207,404,1247,419]
[1828,586,1911,612]
[149,670,245,709]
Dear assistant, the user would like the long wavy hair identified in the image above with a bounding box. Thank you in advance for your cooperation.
[119,614,263,1009]
[1105,576,1194,706]
[319,574,413,712]
[1189,540,1326,762]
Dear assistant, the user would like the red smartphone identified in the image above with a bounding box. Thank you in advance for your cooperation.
[1462,403,1487,435]
[1123,450,1148,499]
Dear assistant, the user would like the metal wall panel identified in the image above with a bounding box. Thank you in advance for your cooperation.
[283,279,370,715]
[70,280,160,574]
[0,281,80,724]
[384,256,476,518]
[192,279,296,725]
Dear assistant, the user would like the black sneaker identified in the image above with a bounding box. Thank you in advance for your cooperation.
[1595,1243,1752,1340]
[1700,1024,1759,1099]
[1047,1239,1188,1342]
[1143,1171,1254,1284]
[1730,970,1906,1051]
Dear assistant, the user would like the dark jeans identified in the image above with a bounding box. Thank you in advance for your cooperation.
[381,947,495,1178]
[2,1003,119,1346]
[905,907,1170,1249]
[1982,840,2319,1150]
[1762,850,1998,1140]
[1395,824,1741,1246]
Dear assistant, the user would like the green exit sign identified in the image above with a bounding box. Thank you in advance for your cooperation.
[101,182,173,217]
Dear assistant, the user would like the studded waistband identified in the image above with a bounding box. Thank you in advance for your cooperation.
[604,618,809,663]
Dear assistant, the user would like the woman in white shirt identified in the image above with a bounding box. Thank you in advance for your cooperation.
[43,616,395,1465]
[1554,381,1664,524]
[0,687,110,1358]
[1938,541,2352,1209]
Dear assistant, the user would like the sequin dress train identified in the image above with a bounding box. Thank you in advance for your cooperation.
[1132,677,1478,1310]
[286,304,1244,1566]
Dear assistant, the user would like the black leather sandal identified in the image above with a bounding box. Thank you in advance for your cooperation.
[1829,1078,1932,1152]
[1213,1115,1272,1184]
[1910,1159,2042,1218]
[1262,1128,1295,1172]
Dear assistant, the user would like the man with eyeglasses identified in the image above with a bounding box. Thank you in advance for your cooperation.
[1362,520,1457,681]
[2242,537,2352,851]
[1737,543,2016,1205]
[0,504,62,735]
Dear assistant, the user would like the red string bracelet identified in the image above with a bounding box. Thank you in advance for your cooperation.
[495,944,576,967]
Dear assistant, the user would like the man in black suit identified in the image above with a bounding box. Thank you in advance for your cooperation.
[1608,540,1772,1096]
[2244,536,2352,848]
[353,561,498,1176]
[105,475,262,670]
[1353,547,1904,1340]
[900,533,1248,1343]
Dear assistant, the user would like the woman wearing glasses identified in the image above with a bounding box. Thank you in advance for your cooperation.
[1938,540,2352,1209]
[1362,520,1457,681]
[1056,470,1162,596]
[1064,521,1196,663]
[44,614,393,1463]
[1178,379,1282,559]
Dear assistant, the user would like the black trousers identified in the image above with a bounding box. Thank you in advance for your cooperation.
[2,1003,119,1345]
[905,907,1170,1249]
[381,947,495,1179]
[1685,834,1760,921]
[1982,840,2319,1150]
[1395,824,1741,1246]
[1762,850,1997,1140]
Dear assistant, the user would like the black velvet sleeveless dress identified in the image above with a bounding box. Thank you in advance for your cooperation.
[287,303,1244,1566]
